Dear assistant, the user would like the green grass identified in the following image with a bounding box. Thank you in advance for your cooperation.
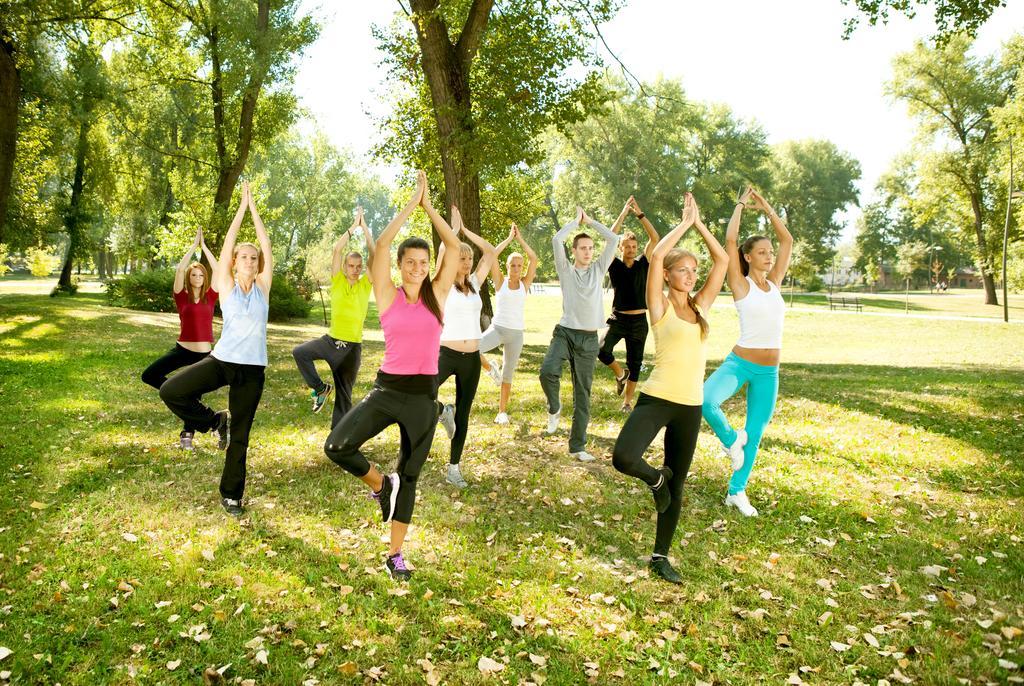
[1,280,1022,685]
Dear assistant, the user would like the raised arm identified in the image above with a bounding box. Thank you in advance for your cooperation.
[199,230,219,278]
[631,198,660,261]
[647,194,696,326]
[358,208,376,282]
[724,187,752,301]
[456,208,498,284]
[214,189,249,294]
[372,172,425,311]
[488,224,516,288]
[610,197,632,234]
[173,230,201,294]
[691,199,730,314]
[584,211,620,272]
[749,189,794,287]
[552,211,579,277]
[331,220,354,278]
[516,225,539,288]
[248,183,273,294]
[421,191,462,297]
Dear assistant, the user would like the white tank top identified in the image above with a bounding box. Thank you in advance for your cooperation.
[735,276,785,348]
[491,278,526,330]
[441,274,483,341]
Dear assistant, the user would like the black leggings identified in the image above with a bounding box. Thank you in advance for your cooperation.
[324,383,439,524]
[292,335,362,428]
[611,393,701,556]
[435,346,481,465]
[159,356,266,500]
[142,344,211,432]
[598,313,648,382]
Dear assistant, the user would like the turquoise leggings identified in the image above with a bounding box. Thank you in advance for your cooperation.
[702,352,779,495]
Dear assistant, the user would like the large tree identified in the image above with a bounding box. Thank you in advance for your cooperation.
[376,0,618,244]
[140,0,318,244]
[888,34,1014,304]
[768,139,861,270]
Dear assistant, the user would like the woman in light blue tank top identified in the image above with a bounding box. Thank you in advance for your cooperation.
[160,181,273,518]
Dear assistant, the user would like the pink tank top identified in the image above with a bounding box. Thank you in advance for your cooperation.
[379,288,443,375]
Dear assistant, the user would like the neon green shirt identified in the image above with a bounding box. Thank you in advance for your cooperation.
[329,273,372,343]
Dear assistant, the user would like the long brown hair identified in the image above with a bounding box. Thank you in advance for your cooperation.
[740,235,769,277]
[187,261,211,303]
[397,237,444,325]
[663,249,709,340]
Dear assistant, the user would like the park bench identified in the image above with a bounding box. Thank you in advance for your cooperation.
[826,295,863,311]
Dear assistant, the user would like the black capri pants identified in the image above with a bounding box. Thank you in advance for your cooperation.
[611,393,701,556]
[598,312,649,382]
[323,382,439,524]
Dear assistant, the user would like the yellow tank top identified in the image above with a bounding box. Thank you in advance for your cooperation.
[641,302,707,406]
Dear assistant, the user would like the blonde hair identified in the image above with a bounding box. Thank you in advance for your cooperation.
[663,249,708,340]
[506,251,524,270]
[456,242,476,294]
[233,242,265,274]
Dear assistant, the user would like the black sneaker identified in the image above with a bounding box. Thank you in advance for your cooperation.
[650,466,674,514]
[370,473,400,523]
[649,555,682,584]
[384,551,412,581]
[615,371,628,396]
[213,411,230,450]
[221,497,244,517]
[312,384,333,414]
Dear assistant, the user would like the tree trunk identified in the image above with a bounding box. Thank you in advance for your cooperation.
[968,190,998,304]
[206,0,270,248]
[58,119,90,291]
[0,36,19,243]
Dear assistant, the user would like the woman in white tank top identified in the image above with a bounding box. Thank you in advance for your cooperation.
[478,224,539,424]
[702,187,793,518]
[434,207,498,488]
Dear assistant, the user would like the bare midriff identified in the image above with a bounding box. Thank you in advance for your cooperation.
[732,345,780,367]
[179,340,213,353]
[441,339,479,353]
[616,308,646,315]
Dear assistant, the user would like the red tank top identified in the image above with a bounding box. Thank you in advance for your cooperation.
[174,288,218,343]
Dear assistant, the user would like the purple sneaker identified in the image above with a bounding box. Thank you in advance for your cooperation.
[384,551,412,581]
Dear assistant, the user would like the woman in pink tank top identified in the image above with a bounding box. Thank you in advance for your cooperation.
[323,171,463,581]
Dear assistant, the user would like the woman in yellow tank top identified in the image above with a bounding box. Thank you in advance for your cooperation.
[611,192,729,584]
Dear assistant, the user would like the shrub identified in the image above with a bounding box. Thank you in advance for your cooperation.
[803,274,825,292]
[106,269,176,312]
[106,267,312,321]
[0,244,11,277]
[26,247,59,277]
[50,280,79,297]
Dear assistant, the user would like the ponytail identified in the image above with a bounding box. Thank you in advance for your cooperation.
[664,249,709,340]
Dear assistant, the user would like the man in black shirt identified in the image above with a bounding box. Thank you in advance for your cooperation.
[600,197,660,411]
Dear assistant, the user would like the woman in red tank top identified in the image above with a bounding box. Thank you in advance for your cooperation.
[324,171,464,581]
[141,228,219,450]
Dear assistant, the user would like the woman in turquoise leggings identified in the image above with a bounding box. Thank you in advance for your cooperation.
[702,187,793,517]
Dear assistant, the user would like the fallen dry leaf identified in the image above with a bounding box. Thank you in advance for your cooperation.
[477,656,505,674]
[166,660,181,671]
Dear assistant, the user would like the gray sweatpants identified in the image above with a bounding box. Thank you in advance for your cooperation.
[479,324,524,383]
[539,324,599,453]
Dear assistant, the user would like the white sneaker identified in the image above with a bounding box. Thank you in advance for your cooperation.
[438,403,456,440]
[571,450,596,462]
[545,407,561,434]
[446,463,468,489]
[494,412,510,425]
[725,429,747,472]
[724,491,758,517]
[483,357,502,386]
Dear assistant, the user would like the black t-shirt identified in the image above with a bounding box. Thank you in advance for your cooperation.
[607,255,649,311]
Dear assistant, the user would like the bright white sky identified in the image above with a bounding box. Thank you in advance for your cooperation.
[293,0,1024,242]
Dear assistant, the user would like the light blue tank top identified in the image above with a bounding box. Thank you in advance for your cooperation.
[212,282,269,366]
